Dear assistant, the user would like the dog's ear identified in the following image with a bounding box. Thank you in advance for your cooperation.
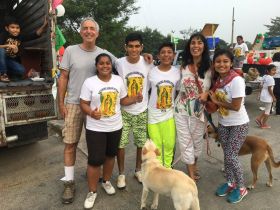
[155,148,161,156]
[142,147,148,155]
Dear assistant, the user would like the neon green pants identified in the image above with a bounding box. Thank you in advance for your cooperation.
[148,118,176,168]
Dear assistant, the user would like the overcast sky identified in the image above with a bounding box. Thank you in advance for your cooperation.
[128,0,280,44]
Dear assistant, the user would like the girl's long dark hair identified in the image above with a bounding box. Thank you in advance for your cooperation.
[182,33,210,78]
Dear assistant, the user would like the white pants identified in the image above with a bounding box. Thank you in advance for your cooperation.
[175,114,205,164]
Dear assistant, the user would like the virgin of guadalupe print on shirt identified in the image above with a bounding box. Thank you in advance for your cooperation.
[99,91,118,117]
[156,85,173,109]
[127,77,143,97]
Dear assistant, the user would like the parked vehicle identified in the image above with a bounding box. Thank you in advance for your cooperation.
[0,0,57,147]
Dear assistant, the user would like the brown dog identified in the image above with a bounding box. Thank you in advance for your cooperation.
[140,140,200,210]
[208,125,280,189]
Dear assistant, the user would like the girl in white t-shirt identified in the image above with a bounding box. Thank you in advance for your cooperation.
[80,53,142,209]
[148,42,180,168]
[255,65,277,129]
[209,49,249,204]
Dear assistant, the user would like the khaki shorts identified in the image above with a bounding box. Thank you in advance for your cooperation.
[62,104,84,144]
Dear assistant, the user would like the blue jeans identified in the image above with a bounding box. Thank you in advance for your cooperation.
[0,48,25,76]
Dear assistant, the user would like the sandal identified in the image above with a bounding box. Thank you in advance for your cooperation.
[255,118,262,127]
[0,74,10,82]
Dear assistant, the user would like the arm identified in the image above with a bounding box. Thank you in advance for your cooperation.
[36,16,48,36]
[58,69,69,119]
[80,99,101,120]
[268,86,276,102]
[120,92,143,106]
[209,91,243,111]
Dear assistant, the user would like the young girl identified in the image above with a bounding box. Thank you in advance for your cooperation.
[80,53,142,209]
[174,33,211,181]
[255,65,277,128]
[209,49,249,204]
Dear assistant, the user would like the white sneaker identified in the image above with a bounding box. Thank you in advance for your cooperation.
[84,192,97,209]
[134,170,142,183]
[117,174,126,189]
[102,181,116,195]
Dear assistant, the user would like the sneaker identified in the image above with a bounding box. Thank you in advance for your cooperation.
[84,192,97,209]
[117,174,126,189]
[62,180,75,204]
[134,170,142,183]
[261,124,271,129]
[0,74,10,82]
[102,181,116,195]
[259,106,265,111]
[216,183,235,197]
[227,187,248,204]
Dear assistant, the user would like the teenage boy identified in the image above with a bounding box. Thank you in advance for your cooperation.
[115,33,153,189]
[148,42,180,168]
[0,16,48,82]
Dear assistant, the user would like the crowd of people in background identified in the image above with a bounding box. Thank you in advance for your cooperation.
[55,17,279,209]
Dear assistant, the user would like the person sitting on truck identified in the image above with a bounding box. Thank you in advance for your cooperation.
[0,16,48,82]
[233,35,249,69]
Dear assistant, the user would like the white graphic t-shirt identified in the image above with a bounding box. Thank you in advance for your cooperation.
[148,66,180,124]
[80,75,127,132]
[260,75,275,103]
[116,56,153,115]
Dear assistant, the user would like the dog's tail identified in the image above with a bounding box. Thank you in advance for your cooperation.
[267,145,280,168]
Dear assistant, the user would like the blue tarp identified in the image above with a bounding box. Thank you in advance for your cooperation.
[206,37,220,49]
[263,36,280,49]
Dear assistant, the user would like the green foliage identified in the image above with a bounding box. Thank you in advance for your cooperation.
[129,27,170,57]
[57,0,138,57]
[264,16,280,37]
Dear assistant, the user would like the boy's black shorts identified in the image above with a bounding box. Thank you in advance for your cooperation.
[86,128,122,166]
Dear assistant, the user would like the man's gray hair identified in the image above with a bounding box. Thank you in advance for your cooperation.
[80,17,100,32]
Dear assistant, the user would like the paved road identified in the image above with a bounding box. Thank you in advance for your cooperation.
[1,92,280,210]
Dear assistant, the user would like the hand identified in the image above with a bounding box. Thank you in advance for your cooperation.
[208,91,218,104]
[198,92,208,103]
[90,107,101,120]
[143,53,153,64]
[273,96,277,102]
[135,91,143,103]
[59,104,68,119]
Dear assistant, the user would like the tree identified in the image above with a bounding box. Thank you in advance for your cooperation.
[57,0,139,56]
[264,16,280,37]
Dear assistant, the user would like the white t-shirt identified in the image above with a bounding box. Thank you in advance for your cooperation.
[116,56,153,115]
[260,75,275,103]
[234,43,248,57]
[216,76,249,126]
[148,66,181,124]
[80,75,127,132]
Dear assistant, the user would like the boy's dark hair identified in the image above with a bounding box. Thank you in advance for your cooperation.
[237,35,243,40]
[182,33,210,79]
[125,33,143,45]
[272,52,280,62]
[267,64,276,72]
[158,42,175,54]
[4,16,20,27]
[213,49,234,63]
